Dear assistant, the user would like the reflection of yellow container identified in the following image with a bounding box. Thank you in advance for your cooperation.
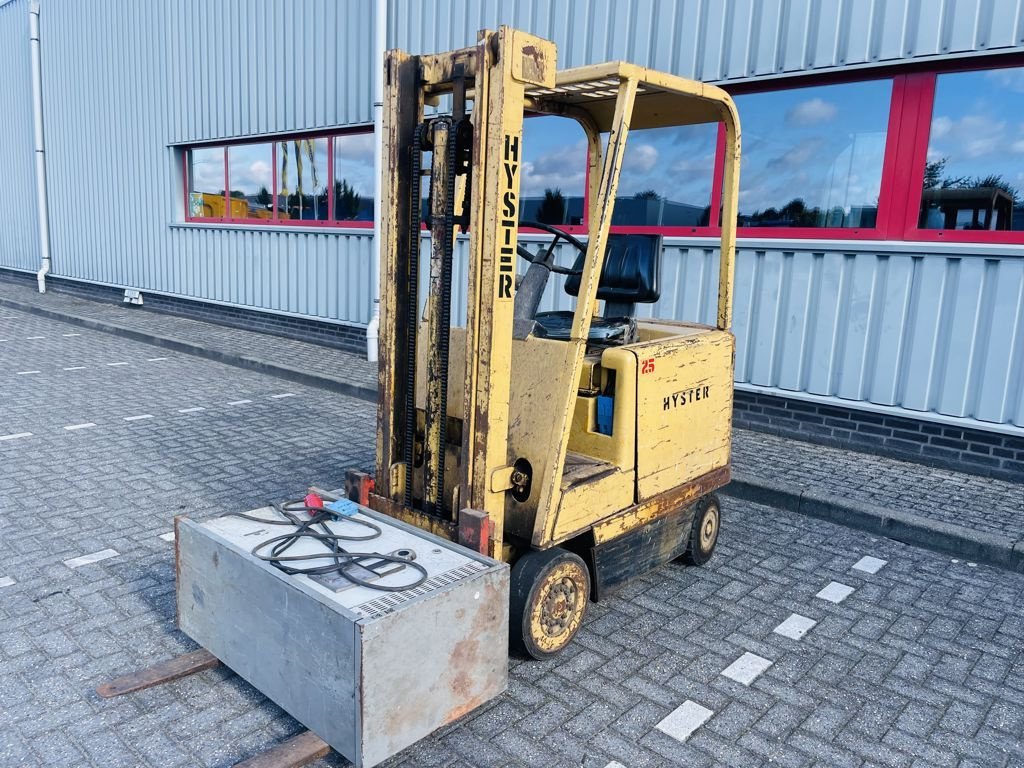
[190,192,283,220]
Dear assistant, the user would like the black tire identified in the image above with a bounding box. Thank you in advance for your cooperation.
[509,547,590,660]
[683,493,721,566]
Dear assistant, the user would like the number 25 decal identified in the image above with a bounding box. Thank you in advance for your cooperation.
[641,358,655,374]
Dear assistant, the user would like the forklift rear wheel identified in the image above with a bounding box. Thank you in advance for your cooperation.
[509,548,590,659]
[683,494,721,566]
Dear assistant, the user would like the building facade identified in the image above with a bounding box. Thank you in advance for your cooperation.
[1,0,1023,479]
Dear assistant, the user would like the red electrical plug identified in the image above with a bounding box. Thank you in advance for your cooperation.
[304,491,324,515]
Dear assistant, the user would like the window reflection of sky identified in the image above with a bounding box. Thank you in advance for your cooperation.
[190,147,223,193]
[517,116,716,209]
[228,144,271,196]
[333,133,375,196]
[734,80,890,221]
[193,136,377,199]
[927,68,1024,196]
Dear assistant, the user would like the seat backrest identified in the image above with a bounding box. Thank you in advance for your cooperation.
[564,234,662,310]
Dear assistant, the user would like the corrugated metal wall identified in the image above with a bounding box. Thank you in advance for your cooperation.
[0,0,1022,432]
[391,0,1024,81]
[0,0,40,272]
[5,0,375,325]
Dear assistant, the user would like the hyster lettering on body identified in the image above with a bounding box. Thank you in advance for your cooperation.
[663,385,711,410]
[497,134,519,300]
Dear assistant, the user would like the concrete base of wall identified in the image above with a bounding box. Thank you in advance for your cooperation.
[734,390,1024,483]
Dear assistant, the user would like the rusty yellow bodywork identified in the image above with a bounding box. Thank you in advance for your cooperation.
[374,28,740,567]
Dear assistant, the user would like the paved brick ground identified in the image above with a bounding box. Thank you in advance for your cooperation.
[731,431,1024,542]
[0,277,376,394]
[2,306,1023,767]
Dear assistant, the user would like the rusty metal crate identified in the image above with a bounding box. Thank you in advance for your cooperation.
[175,502,508,768]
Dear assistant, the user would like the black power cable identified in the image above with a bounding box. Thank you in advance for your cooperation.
[226,500,429,592]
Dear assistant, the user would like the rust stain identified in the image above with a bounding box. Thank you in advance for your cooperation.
[521,44,546,68]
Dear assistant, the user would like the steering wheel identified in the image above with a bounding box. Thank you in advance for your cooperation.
[517,221,588,276]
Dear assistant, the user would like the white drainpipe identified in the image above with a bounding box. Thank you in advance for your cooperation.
[366,0,387,362]
[30,1,51,293]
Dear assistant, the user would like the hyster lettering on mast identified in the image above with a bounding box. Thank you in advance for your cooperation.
[160,26,740,768]
[370,25,741,658]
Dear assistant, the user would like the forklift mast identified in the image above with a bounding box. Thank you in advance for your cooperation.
[375,28,554,555]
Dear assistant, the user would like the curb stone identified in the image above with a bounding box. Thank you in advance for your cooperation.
[5,294,1020,575]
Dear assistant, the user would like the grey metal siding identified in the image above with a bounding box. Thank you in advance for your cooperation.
[391,0,1024,80]
[169,0,373,144]
[20,0,376,326]
[0,0,40,273]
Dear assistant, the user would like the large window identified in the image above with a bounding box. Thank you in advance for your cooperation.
[733,80,891,230]
[917,68,1024,233]
[184,131,373,227]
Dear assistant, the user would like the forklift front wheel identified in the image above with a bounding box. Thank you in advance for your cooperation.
[683,494,721,566]
[509,548,590,660]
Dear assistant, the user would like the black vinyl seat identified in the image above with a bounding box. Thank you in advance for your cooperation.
[535,233,662,346]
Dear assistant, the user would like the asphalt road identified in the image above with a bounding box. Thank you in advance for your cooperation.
[1,307,1022,768]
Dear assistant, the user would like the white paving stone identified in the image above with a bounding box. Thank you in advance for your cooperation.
[774,613,817,640]
[227,399,252,406]
[124,414,154,421]
[64,422,97,431]
[64,548,119,569]
[0,576,15,588]
[270,392,297,399]
[721,652,773,685]
[178,407,205,413]
[852,555,887,574]
[603,763,626,768]
[0,432,32,442]
[159,532,176,542]
[816,581,856,604]
[655,700,713,743]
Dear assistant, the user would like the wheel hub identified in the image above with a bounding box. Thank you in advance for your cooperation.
[700,505,719,550]
[540,577,577,635]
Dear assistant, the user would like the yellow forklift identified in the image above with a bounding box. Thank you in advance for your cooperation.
[352,27,741,659]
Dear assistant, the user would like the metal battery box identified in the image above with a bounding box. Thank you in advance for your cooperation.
[175,501,509,768]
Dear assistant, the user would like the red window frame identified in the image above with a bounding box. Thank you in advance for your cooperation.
[598,55,1024,244]
[892,60,1024,245]
[183,127,374,229]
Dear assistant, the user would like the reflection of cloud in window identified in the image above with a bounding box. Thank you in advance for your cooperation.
[984,68,1024,93]
[931,116,952,139]
[930,113,1010,160]
[624,143,658,174]
[519,139,587,197]
[335,133,374,159]
[192,157,222,191]
[786,97,838,125]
